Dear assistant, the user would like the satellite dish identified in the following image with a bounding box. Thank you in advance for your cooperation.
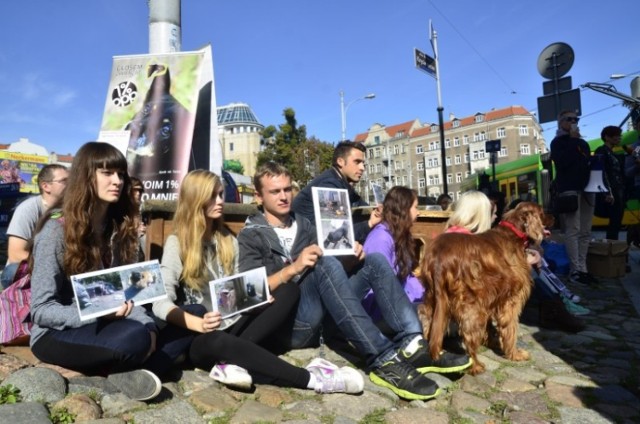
[537,42,574,79]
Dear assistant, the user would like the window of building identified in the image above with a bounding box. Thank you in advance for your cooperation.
[229,142,234,152]
[393,144,400,155]
[473,132,479,142]
[497,127,506,138]
[456,172,463,183]
[519,125,529,136]
[418,178,426,188]
[453,137,460,147]
[454,154,461,164]
[376,163,382,173]
[475,114,484,123]
[520,144,531,155]
[369,164,375,173]
[499,146,508,157]
[472,151,478,160]
[368,149,374,158]
[464,152,469,163]
[416,144,424,154]
[374,147,380,158]
[402,175,408,185]
[401,144,407,153]
[445,138,451,148]
[395,160,402,170]
[463,134,469,145]
[478,149,485,159]
[446,157,451,166]
[431,124,438,132]
[397,130,405,138]
[479,131,486,141]
[447,174,453,183]
[374,135,380,144]
[453,119,460,128]
[433,175,440,185]
[417,161,424,171]
[465,171,470,178]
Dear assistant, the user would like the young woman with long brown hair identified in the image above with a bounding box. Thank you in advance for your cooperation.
[29,142,162,401]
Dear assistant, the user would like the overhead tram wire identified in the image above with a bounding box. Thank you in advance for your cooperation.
[427,0,518,96]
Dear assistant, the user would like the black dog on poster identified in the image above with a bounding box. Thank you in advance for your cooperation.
[125,64,190,174]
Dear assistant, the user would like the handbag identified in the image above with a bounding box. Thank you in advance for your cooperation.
[554,193,579,214]
[0,261,32,345]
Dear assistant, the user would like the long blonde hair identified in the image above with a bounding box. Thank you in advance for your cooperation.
[446,190,493,234]
[173,170,235,289]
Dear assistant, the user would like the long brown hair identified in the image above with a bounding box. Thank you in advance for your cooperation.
[173,170,235,290]
[62,142,138,276]
[382,186,417,281]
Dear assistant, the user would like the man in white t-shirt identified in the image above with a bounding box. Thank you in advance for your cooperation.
[1,164,68,288]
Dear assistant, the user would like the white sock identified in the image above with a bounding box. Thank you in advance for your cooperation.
[403,335,423,355]
[307,372,317,390]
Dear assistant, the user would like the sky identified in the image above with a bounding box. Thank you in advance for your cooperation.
[1,0,639,156]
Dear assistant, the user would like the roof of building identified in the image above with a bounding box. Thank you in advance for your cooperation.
[6,138,49,156]
[356,105,533,140]
[217,103,263,127]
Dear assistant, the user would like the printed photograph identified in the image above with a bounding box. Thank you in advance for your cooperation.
[71,260,167,321]
[371,183,385,206]
[312,187,356,255]
[209,267,270,319]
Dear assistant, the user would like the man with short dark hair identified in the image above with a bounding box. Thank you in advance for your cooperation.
[1,164,68,288]
[238,162,471,401]
[292,141,380,243]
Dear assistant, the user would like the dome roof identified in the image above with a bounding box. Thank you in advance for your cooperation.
[217,103,262,127]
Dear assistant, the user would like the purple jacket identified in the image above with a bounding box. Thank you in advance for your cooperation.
[362,223,424,315]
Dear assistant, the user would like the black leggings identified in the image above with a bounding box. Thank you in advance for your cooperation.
[190,282,309,388]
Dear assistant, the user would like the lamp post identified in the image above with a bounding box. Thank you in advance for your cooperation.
[340,91,376,141]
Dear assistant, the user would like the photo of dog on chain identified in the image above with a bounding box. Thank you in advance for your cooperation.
[418,202,548,375]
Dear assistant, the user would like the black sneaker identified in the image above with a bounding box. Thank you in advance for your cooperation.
[107,369,162,401]
[570,271,598,285]
[399,337,472,374]
[369,358,441,400]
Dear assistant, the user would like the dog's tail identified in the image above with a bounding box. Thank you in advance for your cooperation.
[428,261,450,361]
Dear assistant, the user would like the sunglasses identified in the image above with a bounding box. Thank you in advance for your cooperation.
[563,116,580,123]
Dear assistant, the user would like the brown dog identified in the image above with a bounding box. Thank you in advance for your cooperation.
[417,201,547,375]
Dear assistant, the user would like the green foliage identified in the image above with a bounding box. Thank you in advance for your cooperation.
[223,159,244,174]
[358,408,387,424]
[50,406,76,424]
[0,384,22,404]
[257,108,334,186]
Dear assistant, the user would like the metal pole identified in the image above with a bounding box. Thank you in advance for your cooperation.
[431,25,448,195]
[148,0,181,53]
[340,90,346,141]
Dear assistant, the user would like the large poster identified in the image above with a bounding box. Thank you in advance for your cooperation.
[0,151,48,193]
[98,48,215,201]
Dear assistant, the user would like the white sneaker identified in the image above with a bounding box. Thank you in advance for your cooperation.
[107,369,162,401]
[306,357,364,394]
[209,363,253,389]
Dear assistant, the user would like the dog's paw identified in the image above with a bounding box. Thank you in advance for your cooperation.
[510,349,530,362]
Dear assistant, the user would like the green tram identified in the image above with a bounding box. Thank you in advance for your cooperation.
[461,130,640,226]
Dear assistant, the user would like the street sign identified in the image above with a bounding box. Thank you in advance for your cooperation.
[543,76,572,95]
[414,48,436,78]
[485,139,501,153]
[536,88,582,124]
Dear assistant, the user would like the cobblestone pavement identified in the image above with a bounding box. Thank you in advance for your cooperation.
[1,247,639,424]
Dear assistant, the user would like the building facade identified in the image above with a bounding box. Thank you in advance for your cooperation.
[217,102,264,177]
[354,106,546,203]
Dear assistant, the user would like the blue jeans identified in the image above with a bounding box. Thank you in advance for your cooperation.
[1,262,19,289]
[290,253,421,369]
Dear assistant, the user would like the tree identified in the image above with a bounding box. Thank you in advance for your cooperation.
[223,159,244,175]
[257,108,333,185]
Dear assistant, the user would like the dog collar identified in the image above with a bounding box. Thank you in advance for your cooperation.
[499,221,529,247]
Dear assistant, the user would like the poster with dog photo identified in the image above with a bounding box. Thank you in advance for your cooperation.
[311,187,356,256]
[98,46,221,202]
[209,267,270,319]
[71,260,167,321]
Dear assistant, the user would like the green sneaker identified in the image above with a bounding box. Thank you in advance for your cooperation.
[562,297,590,316]
[369,358,441,401]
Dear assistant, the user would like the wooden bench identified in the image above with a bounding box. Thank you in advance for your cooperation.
[142,200,449,261]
